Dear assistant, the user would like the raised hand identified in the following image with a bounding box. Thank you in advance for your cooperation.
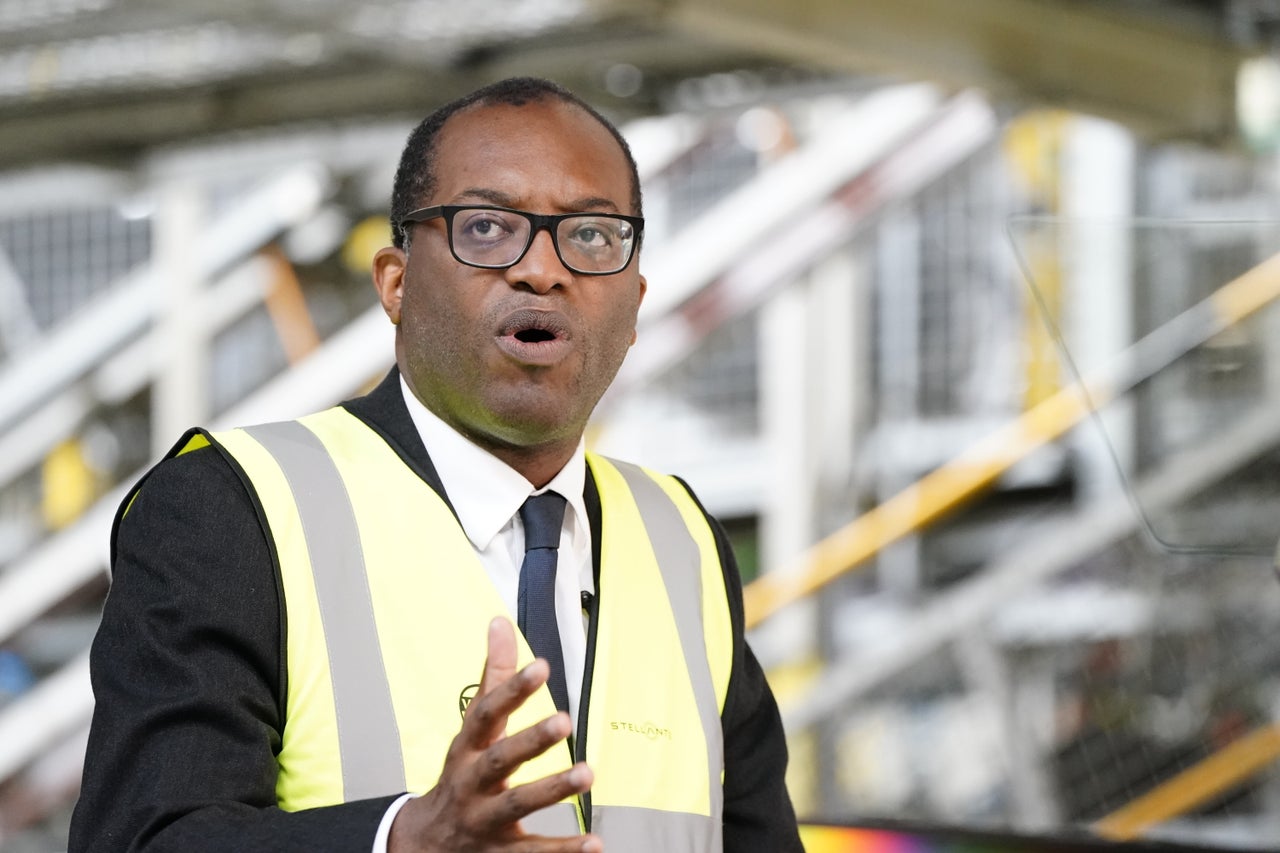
[389,617,601,853]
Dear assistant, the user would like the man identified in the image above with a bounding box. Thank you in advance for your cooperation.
[70,77,802,852]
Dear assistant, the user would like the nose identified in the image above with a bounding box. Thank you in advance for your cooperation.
[504,226,569,294]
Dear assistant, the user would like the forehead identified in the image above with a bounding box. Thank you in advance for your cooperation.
[429,99,633,211]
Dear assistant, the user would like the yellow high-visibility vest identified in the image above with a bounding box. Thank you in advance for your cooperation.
[166,406,733,852]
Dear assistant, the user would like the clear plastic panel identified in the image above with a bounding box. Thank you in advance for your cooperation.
[1007,216,1280,557]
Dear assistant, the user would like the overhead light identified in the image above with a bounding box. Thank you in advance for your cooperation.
[1236,53,1280,151]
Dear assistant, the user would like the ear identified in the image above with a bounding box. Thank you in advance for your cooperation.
[372,246,407,325]
[630,274,647,345]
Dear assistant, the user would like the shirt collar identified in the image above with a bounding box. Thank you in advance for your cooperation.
[399,375,587,551]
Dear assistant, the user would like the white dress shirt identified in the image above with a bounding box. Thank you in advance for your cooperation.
[374,376,596,851]
[398,374,594,724]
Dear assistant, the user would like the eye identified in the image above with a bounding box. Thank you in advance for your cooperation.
[457,210,518,244]
[567,217,628,249]
[573,226,608,247]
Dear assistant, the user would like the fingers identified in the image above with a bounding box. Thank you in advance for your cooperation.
[470,712,573,790]
[474,762,595,830]
[462,659,550,749]
[460,617,547,748]
[418,617,600,853]
[391,787,602,853]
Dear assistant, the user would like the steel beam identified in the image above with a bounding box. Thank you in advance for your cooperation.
[665,0,1253,139]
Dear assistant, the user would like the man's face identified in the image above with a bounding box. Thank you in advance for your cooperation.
[374,99,646,460]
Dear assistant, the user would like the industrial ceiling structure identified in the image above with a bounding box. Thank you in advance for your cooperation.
[4,3,1280,849]
[0,0,1277,170]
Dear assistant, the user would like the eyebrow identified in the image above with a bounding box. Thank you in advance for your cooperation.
[451,188,621,213]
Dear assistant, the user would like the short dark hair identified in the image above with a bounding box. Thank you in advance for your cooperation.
[389,77,643,250]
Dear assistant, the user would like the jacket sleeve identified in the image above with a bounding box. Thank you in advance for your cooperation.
[678,481,805,853]
[68,446,398,853]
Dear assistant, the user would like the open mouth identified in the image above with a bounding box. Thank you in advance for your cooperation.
[496,309,572,365]
[500,309,569,343]
[514,327,557,344]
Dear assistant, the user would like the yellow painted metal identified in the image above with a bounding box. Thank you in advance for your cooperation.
[1094,723,1280,841]
[750,246,1280,833]
[742,384,1093,626]
[744,247,1280,630]
[1004,111,1069,409]
[41,439,99,530]
[262,246,322,365]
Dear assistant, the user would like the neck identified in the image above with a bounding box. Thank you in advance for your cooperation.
[401,370,583,489]
[485,440,577,490]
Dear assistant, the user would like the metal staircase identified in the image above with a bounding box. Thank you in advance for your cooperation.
[2,82,1278,851]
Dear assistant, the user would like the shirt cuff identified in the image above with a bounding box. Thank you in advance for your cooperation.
[373,793,416,853]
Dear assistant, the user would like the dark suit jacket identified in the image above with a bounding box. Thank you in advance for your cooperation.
[68,369,802,852]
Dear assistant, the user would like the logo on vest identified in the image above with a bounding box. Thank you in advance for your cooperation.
[459,683,479,719]
[610,720,673,741]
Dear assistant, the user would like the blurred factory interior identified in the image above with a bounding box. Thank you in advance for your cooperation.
[3,0,1280,850]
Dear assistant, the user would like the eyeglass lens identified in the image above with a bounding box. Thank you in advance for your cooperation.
[450,208,635,274]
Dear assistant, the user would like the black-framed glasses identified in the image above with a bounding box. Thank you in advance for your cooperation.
[400,204,643,276]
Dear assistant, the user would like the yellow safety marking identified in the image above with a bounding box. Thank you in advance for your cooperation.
[1212,247,1280,324]
[745,249,1280,629]
[1022,237,1063,408]
[1094,723,1280,841]
[1005,110,1069,409]
[743,385,1096,627]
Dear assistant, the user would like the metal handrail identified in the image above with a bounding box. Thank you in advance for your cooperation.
[0,91,975,790]
[0,255,272,493]
[763,250,1280,838]
[0,304,393,788]
[0,163,328,437]
[610,86,1000,407]
[0,304,392,650]
[743,248,1280,629]
[1095,722,1280,841]
[634,84,944,325]
[782,390,1280,730]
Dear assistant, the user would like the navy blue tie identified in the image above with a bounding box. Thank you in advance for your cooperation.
[516,491,570,715]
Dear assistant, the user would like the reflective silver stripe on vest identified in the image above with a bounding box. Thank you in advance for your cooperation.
[245,420,407,801]
[521,802,580,836]
[608,460,724,853]
[593,807,719,853]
